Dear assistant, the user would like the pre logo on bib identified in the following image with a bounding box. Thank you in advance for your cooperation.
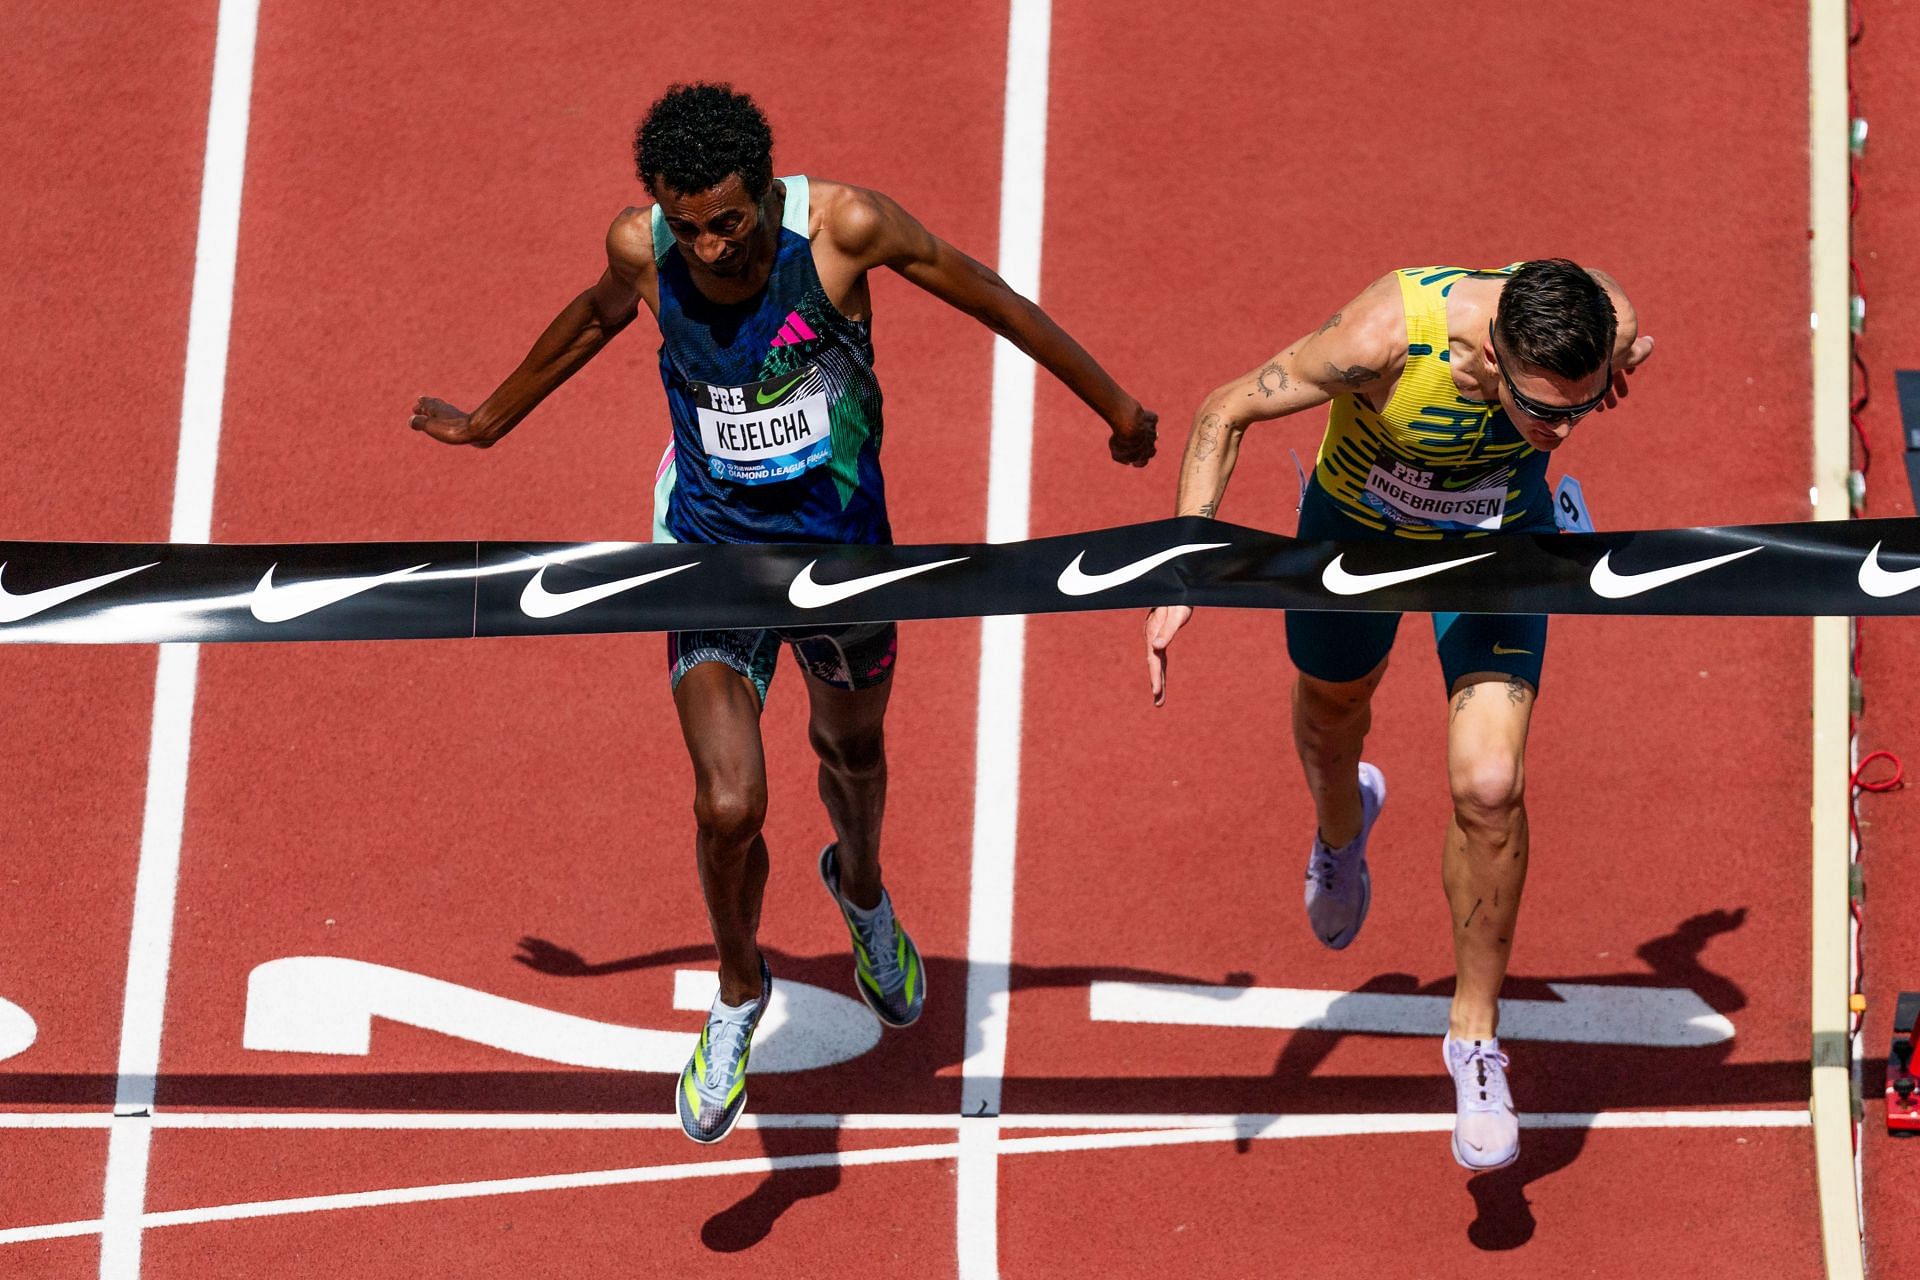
[693,366,833,485]
[1360,458,1510,531]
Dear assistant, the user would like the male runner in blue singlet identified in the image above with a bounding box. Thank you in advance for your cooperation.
[1143,261,1653,1171]
[412,84,1158,1142]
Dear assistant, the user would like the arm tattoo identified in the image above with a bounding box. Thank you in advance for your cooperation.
[1505,677,1529,705]
[1197,500,1219,518]
[1316,311,1343,335]
[1450,685,1476,720]
[1193,412,1225,461]
[1254,361,1289,397]
[1325,362,1379,389]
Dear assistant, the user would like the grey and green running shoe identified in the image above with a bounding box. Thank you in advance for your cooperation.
[818,842,925,1028]
[676,953,771,1144]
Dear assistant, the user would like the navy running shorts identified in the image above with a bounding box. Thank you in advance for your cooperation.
[667,622,898,706]
[1285,481,1549,694]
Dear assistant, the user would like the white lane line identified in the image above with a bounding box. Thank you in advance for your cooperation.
[95,1120,152,1262]
[1,1108,1809,1246]
[109,643,202,1120]
[0,1106,1813,1132]
[101,0,261,1275]
[961,2,1052,1277]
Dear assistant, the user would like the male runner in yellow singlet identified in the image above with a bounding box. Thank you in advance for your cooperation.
[1143,261,1654,1170]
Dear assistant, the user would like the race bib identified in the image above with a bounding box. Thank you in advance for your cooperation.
[692,366,833,486]
[1361,458,1509,531]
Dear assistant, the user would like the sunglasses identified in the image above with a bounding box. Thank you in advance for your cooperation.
[1488,323,1611,425]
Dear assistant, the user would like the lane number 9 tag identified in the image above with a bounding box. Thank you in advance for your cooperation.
[1553,474,1595,533]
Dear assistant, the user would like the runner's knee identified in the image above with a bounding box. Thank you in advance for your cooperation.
[1449,755,1525,835]
[809,721,886,780]
[1295,673,1377,735]
[693,777,767,848]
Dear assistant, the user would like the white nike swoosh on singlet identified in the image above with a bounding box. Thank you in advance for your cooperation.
[1056,543,1232,597]
[1858,541,1920,598]
[1320,551,1496,596]
[519,562,700,619]
[0,561,159,623]
[1588,547,1761,599]
[250,563,431,623]
[787,558,968,609]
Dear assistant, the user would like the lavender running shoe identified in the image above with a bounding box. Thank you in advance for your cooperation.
[1444,1035,1519,1170]
[1303,762,1385,949]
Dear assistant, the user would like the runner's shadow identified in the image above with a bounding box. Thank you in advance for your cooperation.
[513,937,716,976]
[1259,906,1751,1097]
[1463,1125,1587,1250]
[700,1124,839,1253]
[517,937,1224,1252]
[518,938,850,1251]
[1246,909,1749,1250]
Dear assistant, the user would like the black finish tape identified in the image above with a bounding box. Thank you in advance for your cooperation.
[1,516,1917,645]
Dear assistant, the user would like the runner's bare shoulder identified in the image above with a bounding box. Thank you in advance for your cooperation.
[1302,272,1409,392]
[806,180,919,263]
[606,207,657,276]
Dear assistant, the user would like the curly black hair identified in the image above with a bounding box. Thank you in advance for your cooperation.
[1494,259,1617,380]
[633,83,774,200]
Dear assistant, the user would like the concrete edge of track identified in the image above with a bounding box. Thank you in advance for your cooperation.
[1809,0,1864,1276]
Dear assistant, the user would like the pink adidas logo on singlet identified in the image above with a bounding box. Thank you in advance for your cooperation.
[770,311,818,348]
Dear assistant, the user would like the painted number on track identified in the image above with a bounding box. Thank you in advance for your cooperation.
[1089,980,1734,1047]
[0,997,35,1063]
[243,956,880,1072]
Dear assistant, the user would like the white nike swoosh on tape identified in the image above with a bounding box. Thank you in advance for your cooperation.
[520,561,700,618]
[1858,541,1920,598]
[1588,546,1760,599]
[250,562,431,623]
[1057,542,1231,597]
[787,557,968,609]
[0,562,158,623]
[1321,551,1495,596]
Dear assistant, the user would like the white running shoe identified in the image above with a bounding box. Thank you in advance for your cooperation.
[1303,762,1385,949]
[1444,1035,1519,1170]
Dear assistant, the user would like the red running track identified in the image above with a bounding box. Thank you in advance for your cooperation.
[0,1,1850,1276]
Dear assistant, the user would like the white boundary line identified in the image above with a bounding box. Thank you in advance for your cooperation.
[960,2,1052,1278]
[100,0,260,1275]
[1,1109,1807,1248]
[1807,1,1865,1277]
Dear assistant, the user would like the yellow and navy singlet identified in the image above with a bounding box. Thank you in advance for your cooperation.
[1309,265,1551,540]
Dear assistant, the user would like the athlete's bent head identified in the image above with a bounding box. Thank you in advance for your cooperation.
[634,84,778,279]
[1486,259,1618,450]
[635,83,774,199]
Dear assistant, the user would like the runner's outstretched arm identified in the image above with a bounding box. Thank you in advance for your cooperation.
[411,211,654,447]
[823,185,1159,466]
[1145,274,1405,704]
